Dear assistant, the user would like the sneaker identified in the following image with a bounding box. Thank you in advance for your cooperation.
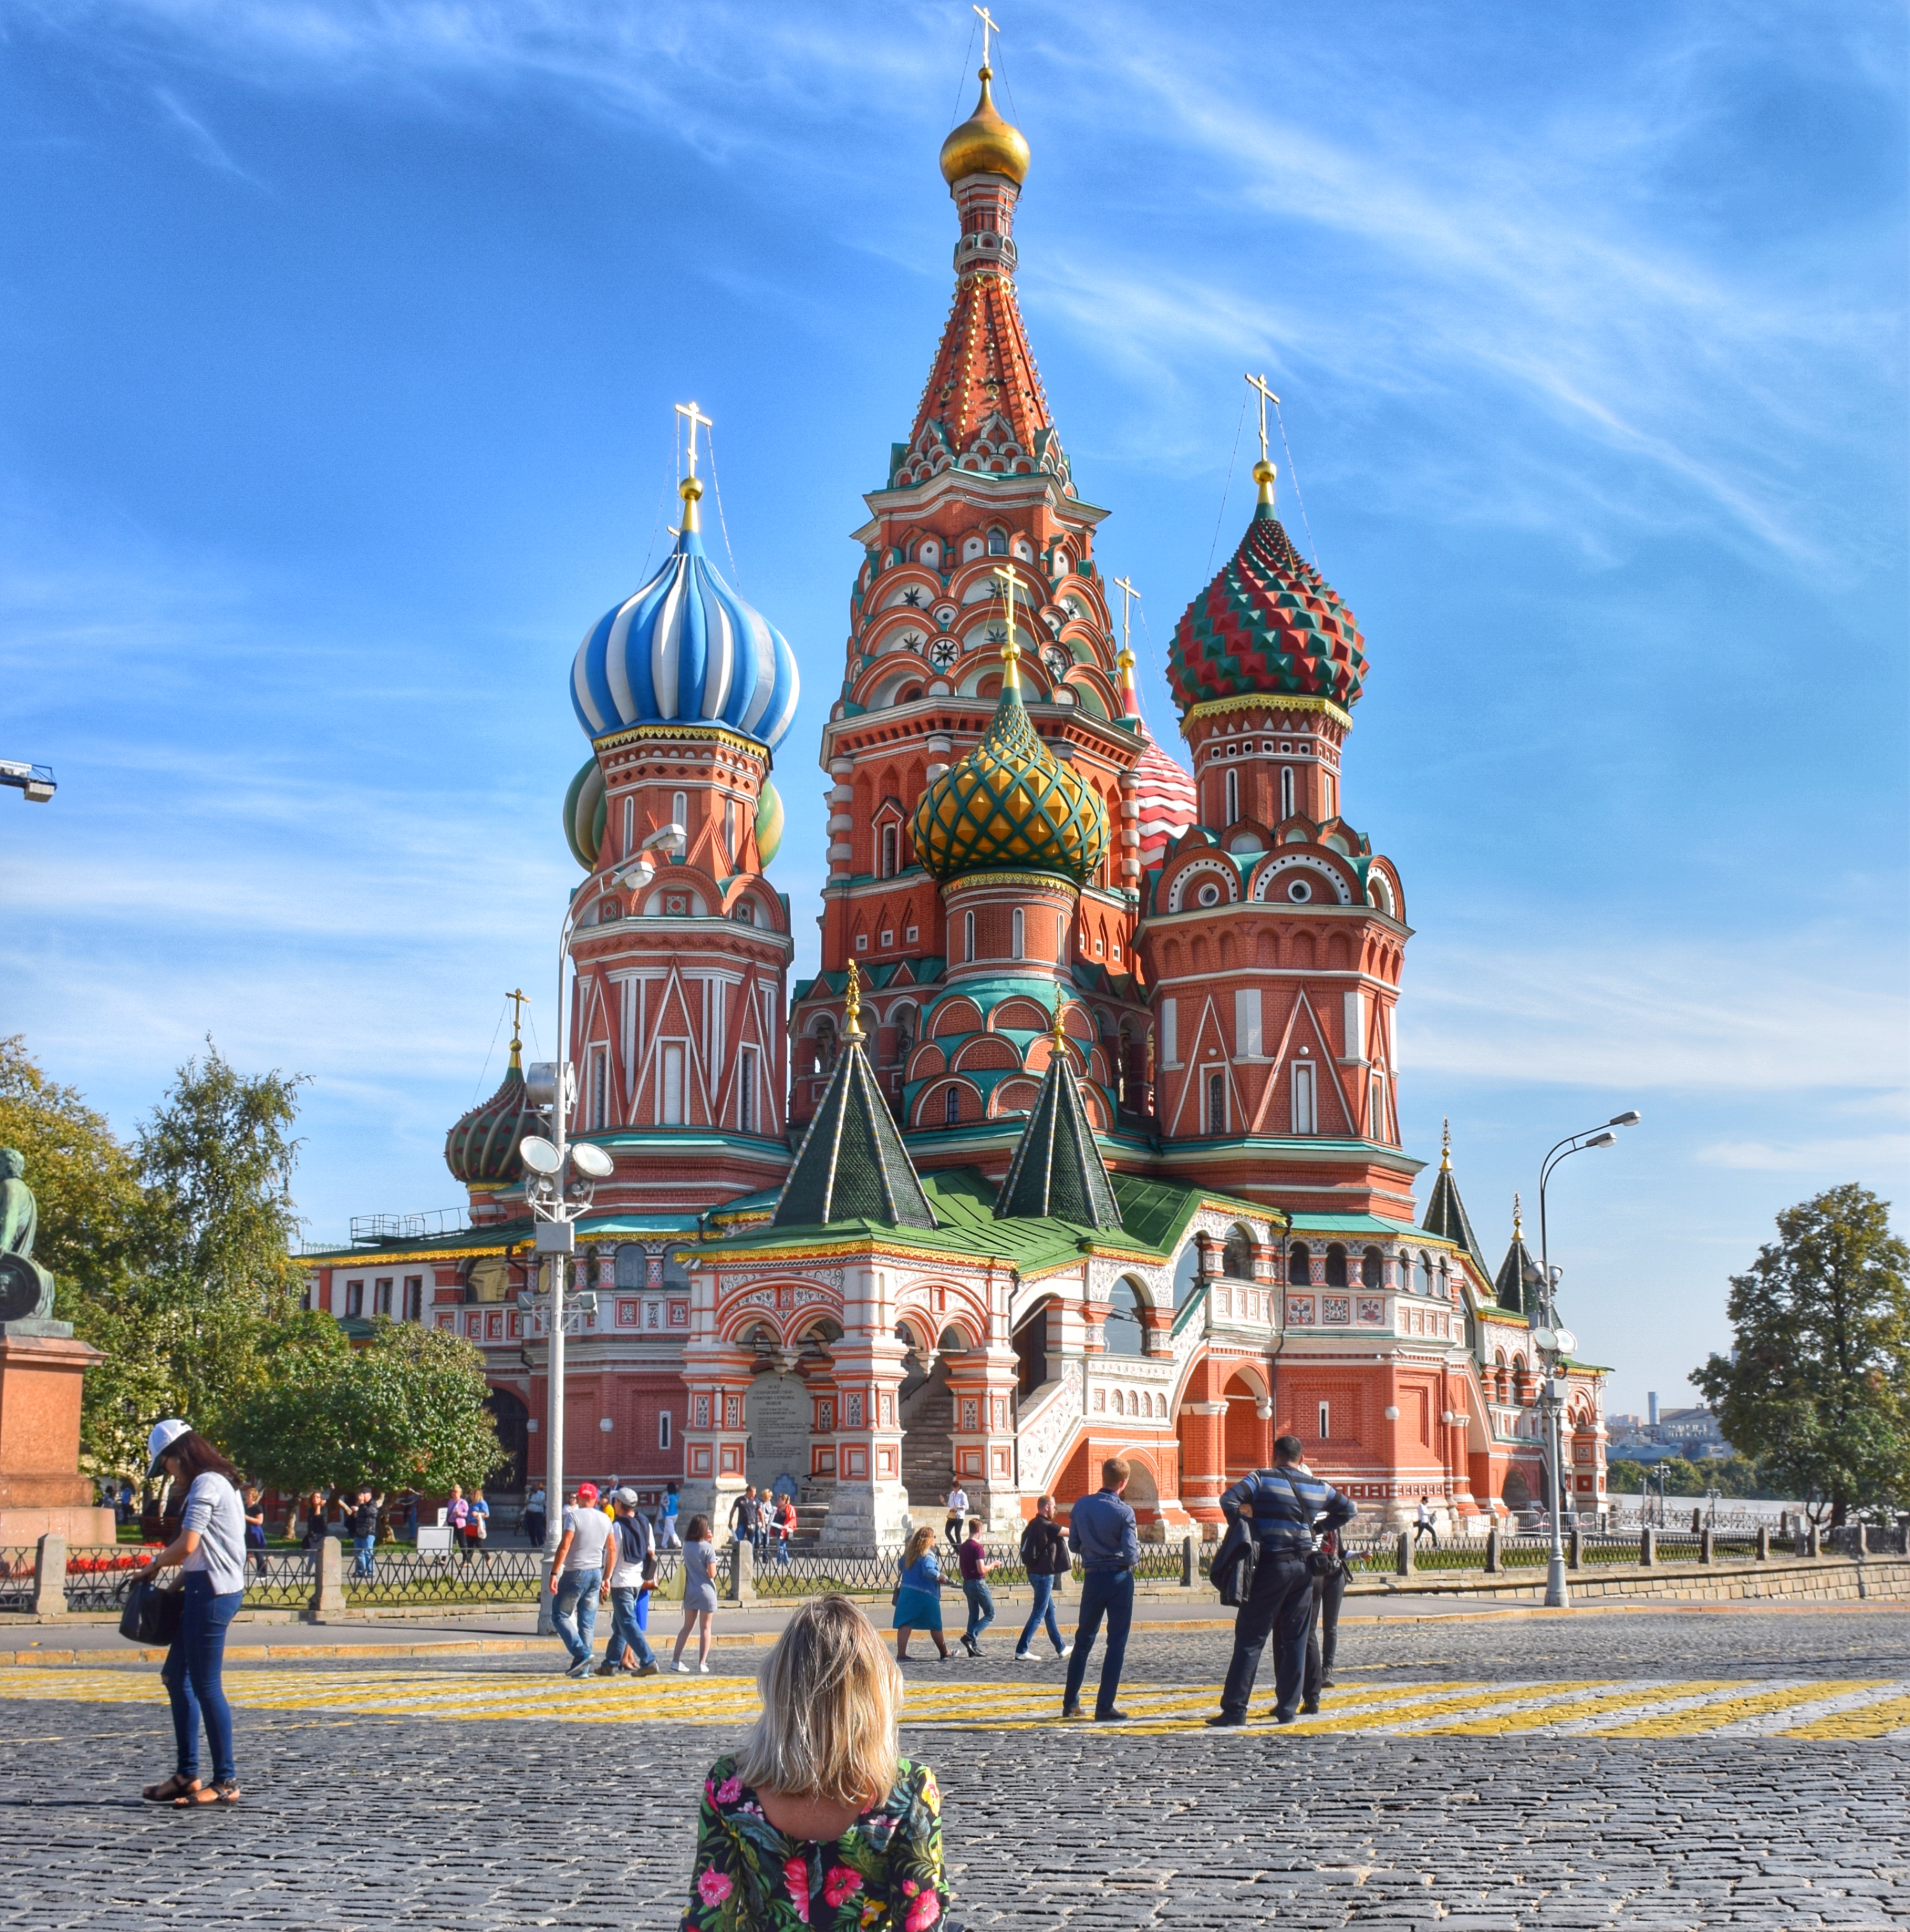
[1011,1650,1034,1662]
[1056,1643,1074,1659]
[565,1659,591,1678]
[1205,1713,1246,1727]
[961,1636,980,1657]
[674,1661,691,1674]
[595,1658,619,1677]
[698,1663,711,1674]
[635,1662,660,1678]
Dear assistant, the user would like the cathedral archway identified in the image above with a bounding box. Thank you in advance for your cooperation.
[484,1386,530,1495]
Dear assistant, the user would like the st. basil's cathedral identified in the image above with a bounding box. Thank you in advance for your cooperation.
[303,59,1609,1543]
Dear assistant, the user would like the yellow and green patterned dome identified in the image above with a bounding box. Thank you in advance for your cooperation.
[911,676,1107,887]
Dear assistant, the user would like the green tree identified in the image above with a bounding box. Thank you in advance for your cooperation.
[1692,1185,1910,1525]
[223,1320,508,1500]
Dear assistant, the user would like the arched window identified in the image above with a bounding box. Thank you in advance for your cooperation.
[1207,1071,1225,1134]
[613,1244,647,1289]
[880,824,898,879]
[1222,1227,1254,1279]
[1288,1242,1312,1286]
[813,1019,836,1074]
[1362,1246,1384,1288]
[944,1085,960,1126]
[987,528,1008,556]
[1224,767,1239,826]
[1323,1243,1347,1288]
[963,910,975,962]
[1411,1252,1429,1295]
[1280,767,1294,818]
[1172,1244,1199,1307]
[672,790,687,832]
[1011,907,1024,959]
[1104,1278,1146,1358]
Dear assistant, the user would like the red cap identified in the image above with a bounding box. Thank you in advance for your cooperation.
[575,1483,598,1504]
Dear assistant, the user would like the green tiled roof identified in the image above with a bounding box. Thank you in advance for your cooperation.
[1422,1152,1491,1277]
[772,1030,935,1230]
[994,1040,1122,1230]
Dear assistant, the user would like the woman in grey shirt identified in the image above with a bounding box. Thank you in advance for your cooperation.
[671,1514,720,1674]
[134,1420,249,1806]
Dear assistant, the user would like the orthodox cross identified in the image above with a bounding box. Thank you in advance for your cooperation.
[674,399,714,480]
[992,563,1022,685]
[973,4,999,67]
[1050,1001,1069,1058]
[505,987,531,1047]
[1245,372,1280,468]
[1112,574,1139,656]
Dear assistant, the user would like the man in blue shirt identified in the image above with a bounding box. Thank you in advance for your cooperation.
[1062,1456,1141,1722]
[1209,1435,1356,1726]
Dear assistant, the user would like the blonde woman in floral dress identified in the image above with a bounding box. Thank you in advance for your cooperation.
[683,1595,954,1931]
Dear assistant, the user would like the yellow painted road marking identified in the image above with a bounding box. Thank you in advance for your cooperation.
[1776,1692,1910,1741]
[1384,1680,1741,1737]
[1597,1679,1879,1738]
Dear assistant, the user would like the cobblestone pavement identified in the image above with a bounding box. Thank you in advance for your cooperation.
[3,1608,1906,1930]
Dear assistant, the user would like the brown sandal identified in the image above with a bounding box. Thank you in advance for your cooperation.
[143,1773,199,1804]
[174,1780,240,1806]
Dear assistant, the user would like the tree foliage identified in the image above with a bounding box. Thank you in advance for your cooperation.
[222,1319,508,1499]
[1692,1185,1910,1524]
[1607,1455,1783,1501]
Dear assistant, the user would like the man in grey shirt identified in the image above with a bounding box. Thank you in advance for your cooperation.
[1062,1456,1140,1723]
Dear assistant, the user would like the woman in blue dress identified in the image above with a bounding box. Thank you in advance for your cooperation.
[891,1525,950,1663]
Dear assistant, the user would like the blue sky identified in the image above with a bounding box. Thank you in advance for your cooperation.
[3,0,1904,1418]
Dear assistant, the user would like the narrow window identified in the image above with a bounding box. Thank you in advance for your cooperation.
[1224,767,1239,827]
[1361,1247,1382,1289]
[374,1277,393,1316]
[1206,1071,1224,1134]
[672,790,687,834]
[725,795,737,862]
[591,1047,609,1130]
[1326,1244,1348,1288]
[739,1048,756,1135]
[1280,767,1294,818]
[1159,998,1177,1066]
[1287,1243,1311,1285]
[964,910,975,962]
[1291,1061,1317,1135]
[988,528,1008,556]
[1317,1400,1331,1439]
[944,1085,960,1125]
[658,1411,672,1451]
[1370,1073,1385,1140]
[403,1275,423,1321]
[623,794,635,857]
[345,1280,364,1318]
[881,824,897,879]
[661,1043,685,1125]
[1011,907,1024,960]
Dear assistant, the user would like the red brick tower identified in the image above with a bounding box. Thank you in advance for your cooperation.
[1141,408,1415,1221]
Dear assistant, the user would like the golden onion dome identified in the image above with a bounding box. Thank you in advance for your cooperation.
[911,678,1107,887]
[939,68,1031,186]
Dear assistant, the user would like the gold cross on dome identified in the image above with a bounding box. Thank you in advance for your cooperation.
[1245,372,1280,468]
[1050,1003,1069,1056]
[992,563,1023,688]
[1112,574,1139,656]
[674,399,714,480]
[505,987,530,1045]
[973,4,999,68]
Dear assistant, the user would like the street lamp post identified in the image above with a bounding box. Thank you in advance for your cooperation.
[521,824,681,1632]
[1533,1109,1641,1609]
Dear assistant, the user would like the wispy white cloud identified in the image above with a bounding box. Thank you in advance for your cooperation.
[1698,1133,1910,1172]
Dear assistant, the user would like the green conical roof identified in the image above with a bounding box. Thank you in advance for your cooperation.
[772,991,934,1231]
[1422,1124,1490,1279]
[994,1015,1122,1231]
[1494,1210,1542,1316]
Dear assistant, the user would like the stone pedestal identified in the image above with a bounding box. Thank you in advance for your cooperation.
[0,1325,115,1546]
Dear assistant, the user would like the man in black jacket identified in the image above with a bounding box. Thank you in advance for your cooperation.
[1208,1436,1355,1726]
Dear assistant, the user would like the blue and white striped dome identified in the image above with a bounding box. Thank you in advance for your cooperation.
[570,511,799,752]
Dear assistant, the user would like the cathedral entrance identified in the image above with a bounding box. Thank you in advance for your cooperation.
[896,1320,955,1525]
[742,1319,841,1538]
[484,1386,529,1497]
[1222,1369,1270,1479]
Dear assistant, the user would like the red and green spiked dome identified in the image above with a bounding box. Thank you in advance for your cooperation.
[1168,485,1367,716]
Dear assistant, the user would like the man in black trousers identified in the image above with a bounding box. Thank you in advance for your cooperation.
[1208,1435,1356,1726]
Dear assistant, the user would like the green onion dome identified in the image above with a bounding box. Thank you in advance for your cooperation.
[754,777,785,869]
[1168,473,1367,716]
[911,674,1107,886]
[445,1041,540,1190]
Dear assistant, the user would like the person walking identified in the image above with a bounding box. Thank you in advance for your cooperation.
[1304,1525,1350,1705]
[672,1514,720,1674]
[549,1481,611,1678]
[240,1483,268,1578]
[1414,1498,1438,1547]
[729,1485,759,1551]
[772,1491,797,1569]
[943,1480,969,1553]
[755,1486,776,1560]
[446,1484,470,1557]
[347,1485,382,1580]
[524,1483,547,1549]
[955,1516,994,1657]
[134,1420,247,1806]
[1208,1434,1357,1727]
[1013,1494,1074,1662]
[466,1486,491,1560]
[1062,1458,1139,1722]
[659,1479,683,1550]
[599,1488,661,1676]
[891,1524,950,1663]
[682,1595,953,1932]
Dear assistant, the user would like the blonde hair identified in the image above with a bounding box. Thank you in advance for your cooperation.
[902,1525,937,1568]
[733,1595,900,1806]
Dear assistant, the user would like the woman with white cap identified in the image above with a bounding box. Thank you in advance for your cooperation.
[134,1418,248,1806]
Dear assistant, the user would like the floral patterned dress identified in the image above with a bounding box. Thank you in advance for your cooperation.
[683,1753,953,1931]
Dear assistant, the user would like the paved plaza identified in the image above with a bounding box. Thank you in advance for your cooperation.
[3,1604,1906,1929]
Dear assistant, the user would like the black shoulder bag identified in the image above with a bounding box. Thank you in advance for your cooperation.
[119,1573,184,1646]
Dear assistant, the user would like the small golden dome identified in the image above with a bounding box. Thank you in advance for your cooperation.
[939,68,1031,187]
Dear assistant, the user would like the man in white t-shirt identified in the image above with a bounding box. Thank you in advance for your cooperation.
[548,1482,612,1677]
[945,1483,969,1553]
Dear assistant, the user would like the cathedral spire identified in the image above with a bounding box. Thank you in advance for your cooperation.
[994,1004,1123,1230]
[1422,1117,1489,1281]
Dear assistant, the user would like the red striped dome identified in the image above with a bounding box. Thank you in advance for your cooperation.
[1131,723,1197,868]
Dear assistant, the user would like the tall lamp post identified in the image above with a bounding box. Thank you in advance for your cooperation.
[521,823,682,1630]
[1533,1109,1641,1609]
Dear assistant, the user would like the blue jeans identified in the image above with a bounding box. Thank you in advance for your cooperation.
[1063,1567,1133,1717]
[553,1568,602,1666]
[162,1573,242,1784]
[608,1587,656,1669]
[352,1534,376,1579]
[1017,1571,1065,1655]
[962,1578,995,1643]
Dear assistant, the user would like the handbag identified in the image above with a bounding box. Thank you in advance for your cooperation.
[119,1574,184,1645]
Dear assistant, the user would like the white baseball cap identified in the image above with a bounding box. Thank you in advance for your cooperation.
[612,1486,640,1505]
[147,1418,191,1475]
